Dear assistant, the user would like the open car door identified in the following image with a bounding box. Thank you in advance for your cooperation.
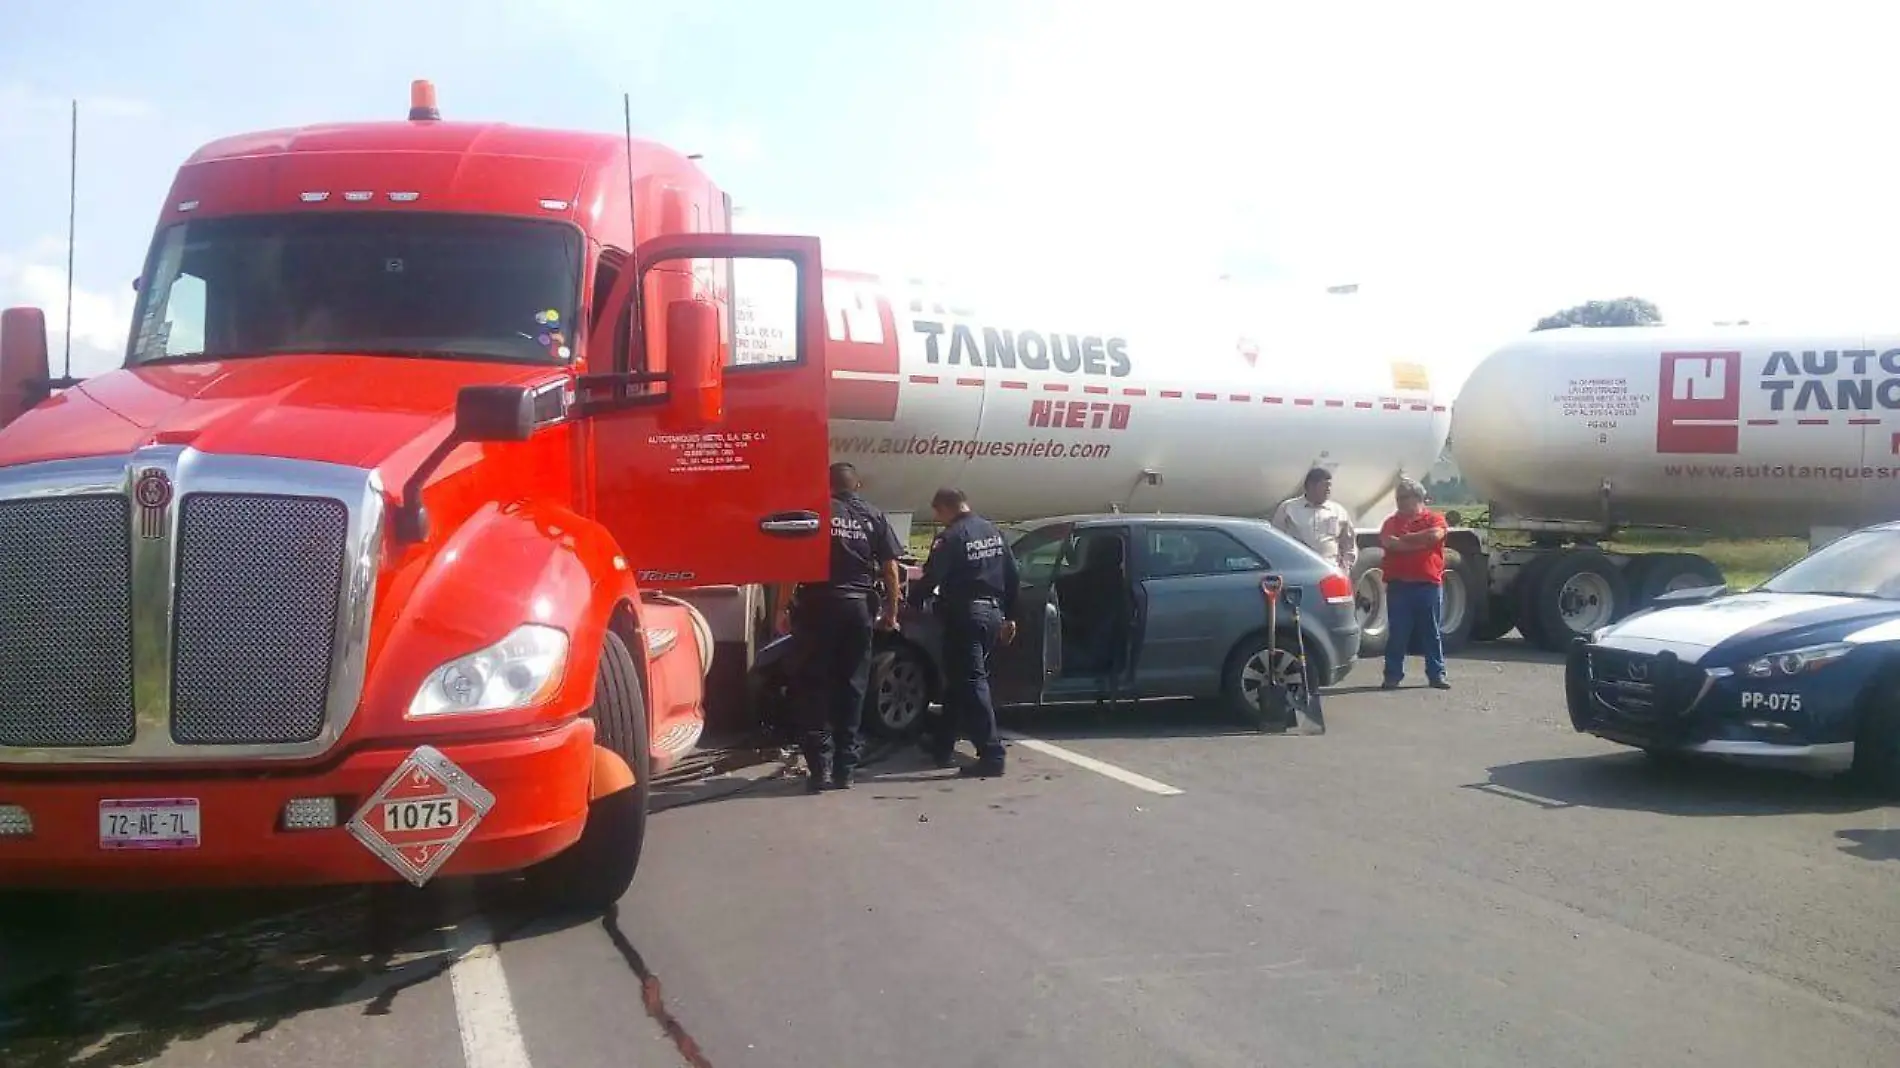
[584,233,832,588]
[989,524,1074,706]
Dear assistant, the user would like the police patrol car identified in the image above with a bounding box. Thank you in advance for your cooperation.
[1565,520,1900,791]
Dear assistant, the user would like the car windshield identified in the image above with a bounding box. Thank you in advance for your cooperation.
[1755,528,1900,599]
[126,212,584,366]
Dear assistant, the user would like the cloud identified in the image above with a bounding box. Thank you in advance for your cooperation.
[661,118,765,166]
[0,246,133,378]
[740,1,1900,385]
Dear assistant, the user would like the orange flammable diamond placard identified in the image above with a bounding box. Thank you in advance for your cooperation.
[347,746,497,887]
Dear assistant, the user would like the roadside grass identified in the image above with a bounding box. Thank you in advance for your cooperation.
[1606,533,1807,590]
[1445,503,1808,591]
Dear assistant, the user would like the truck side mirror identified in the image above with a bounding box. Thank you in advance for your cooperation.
[1,306,51,430]
[664,298,724,427]
[454,384,537,443]
[395,384,546,543]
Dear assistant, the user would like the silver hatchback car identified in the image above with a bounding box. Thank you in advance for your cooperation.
[838,513,1362,735]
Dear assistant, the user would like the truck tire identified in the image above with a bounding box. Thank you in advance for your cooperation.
[1222,629,1325,731]
[1523,549,1629,653]
[864,646,932,738]
[1351,548,1389,659]
[524,629,650,914]
[1511,553,1561,649]
[1471,594,1517,642]
[1627,553,1727,606]
[1435,548,1479,655]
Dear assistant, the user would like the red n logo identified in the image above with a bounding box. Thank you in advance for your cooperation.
[823,272,901,423]
[1656,351,1741,454]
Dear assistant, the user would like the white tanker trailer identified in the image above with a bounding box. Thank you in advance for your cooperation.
[786,269,1489,664]
[1450,325,1900,651]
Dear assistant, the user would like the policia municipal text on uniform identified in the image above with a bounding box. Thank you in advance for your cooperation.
[784,463,904,792]
[910,487,1020,779]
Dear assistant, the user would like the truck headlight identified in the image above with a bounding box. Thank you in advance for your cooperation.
[1741,642,1852,679]
[408,623,570,718]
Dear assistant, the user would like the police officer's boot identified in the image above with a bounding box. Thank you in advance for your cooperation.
[800,742,828,794]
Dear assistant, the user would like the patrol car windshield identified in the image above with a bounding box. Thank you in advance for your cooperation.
[126,212,584,366]
[1755,529,1900,600]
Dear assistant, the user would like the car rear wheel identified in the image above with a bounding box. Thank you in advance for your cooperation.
[1224,630,1326,731]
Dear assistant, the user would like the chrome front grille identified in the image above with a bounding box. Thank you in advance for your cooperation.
[0,496,136,747]
[171,493,351,745]
[0,449,383,764]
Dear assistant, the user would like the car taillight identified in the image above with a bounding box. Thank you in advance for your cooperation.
[1319,572,1354,606]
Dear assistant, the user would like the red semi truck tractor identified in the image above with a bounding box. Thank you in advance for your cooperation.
[0,82,834,910]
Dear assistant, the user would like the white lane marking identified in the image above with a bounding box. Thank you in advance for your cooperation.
[1001,731,1185,796]
[447,917,533,1068]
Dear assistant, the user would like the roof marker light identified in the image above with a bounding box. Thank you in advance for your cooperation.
[409,79,441,122]
[343,191,372,203]
[300,191,330,203]
[176,200,199,212]
[388,191,419,202]
[539,199,570,211]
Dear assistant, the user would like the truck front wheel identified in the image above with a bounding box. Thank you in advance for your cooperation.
[524,629,651,914]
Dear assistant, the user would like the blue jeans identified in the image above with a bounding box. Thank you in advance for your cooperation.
[1385,580,1446,683]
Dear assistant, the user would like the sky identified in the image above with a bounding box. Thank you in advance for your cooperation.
[5,0,1900,392]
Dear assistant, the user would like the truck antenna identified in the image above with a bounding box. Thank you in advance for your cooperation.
[59,98,77,385]
[622,92,647,377]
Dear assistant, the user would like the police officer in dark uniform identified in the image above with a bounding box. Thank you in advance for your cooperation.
[909,487,1019,778]
[789,462,904,792]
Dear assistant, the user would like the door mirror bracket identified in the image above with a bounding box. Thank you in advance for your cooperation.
[394,384,546,544]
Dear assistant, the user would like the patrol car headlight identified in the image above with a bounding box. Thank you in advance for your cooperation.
[408,624,570,718]
[1741,641,1853,679]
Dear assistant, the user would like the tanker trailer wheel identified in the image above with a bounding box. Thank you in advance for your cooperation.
[524,629,650,915]
[1626,553,1727,606]
[1432,548,1479,654]
[1350,548,1389,658]
[1525,549,1629,653]
[864,645,933,738]
[1470,594,1517,642]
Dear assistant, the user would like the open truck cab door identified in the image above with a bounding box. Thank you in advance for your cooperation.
[582,233,832,589]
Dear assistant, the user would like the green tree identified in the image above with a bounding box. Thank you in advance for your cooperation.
[1532,297,1662,331]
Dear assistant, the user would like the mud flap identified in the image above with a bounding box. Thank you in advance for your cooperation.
[347,746,497,888]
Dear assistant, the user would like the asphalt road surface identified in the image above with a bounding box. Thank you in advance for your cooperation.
[5,641,1899,1067]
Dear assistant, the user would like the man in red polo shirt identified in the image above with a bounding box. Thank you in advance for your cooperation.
[1378,477,1450,690]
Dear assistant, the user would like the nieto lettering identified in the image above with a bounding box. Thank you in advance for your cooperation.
[1029,400,1131,431]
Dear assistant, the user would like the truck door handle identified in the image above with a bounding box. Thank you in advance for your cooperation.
[759,511,822,537]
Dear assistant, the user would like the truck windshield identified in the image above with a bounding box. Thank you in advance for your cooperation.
[1755,529,1900,600]
[127,213,584,366]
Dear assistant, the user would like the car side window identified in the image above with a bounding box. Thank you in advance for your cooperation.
[1145,527,1266,579]
[1010,526,1073,584]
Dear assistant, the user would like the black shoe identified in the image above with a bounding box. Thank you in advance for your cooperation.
[1380,678,1401,690]
[805,774,827,794]
[1428,677,1451,690]
[958,762,1005,779]
[827,770,855,790]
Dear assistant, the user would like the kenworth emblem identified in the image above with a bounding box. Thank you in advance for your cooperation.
[134,468,174,540]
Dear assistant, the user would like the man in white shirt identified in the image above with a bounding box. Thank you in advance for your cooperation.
[1271,467,1358,573]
